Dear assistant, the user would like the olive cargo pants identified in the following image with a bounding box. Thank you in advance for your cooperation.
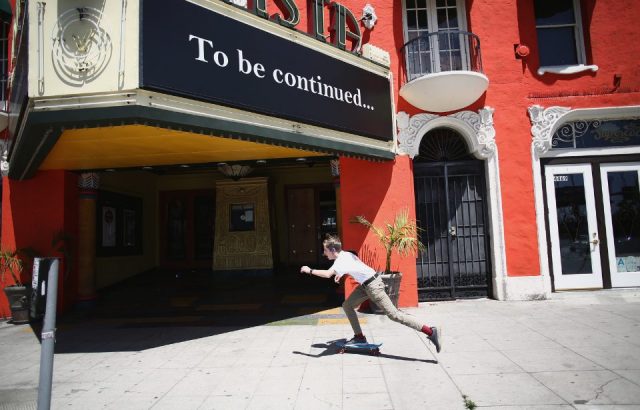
[342,275,423,335]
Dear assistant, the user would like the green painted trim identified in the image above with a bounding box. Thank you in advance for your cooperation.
[9,105,393,179]
[8,112,64,180]
[0,0,11,15]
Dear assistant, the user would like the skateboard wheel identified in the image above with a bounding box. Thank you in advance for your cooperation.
[372,348,380,356]
[339,348,346,354]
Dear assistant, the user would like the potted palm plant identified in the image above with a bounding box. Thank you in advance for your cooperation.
[1,232,71,324]
[351,208,424,311]
[0,249,30,324]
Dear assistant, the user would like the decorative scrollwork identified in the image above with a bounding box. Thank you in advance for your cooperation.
[528,105,571,155]
[477,107,496,159]
[397,112,438,156]
[551,120,603,147]
[397,108,496,159]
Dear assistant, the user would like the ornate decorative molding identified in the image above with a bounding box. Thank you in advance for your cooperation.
[528,105,571,155]
[396,108,496,159]
[329,159,340,177]
[476,107,497,159]
[78,172,100,190]
[1,140,9,177]
[396,111,437,157]
[52,6,113,85]
[214,178,273,270]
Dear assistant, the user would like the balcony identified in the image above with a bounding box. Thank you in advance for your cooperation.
[400,31,489,113]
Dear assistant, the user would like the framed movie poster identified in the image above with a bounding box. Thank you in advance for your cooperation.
[102,206,116,247]
[96,191,143,256]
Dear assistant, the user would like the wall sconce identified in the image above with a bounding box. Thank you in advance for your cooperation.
[218,163,253,180]
[361,4,377,30]
[296,157,315,167]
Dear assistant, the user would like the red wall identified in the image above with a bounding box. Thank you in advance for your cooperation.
[470,0,640,276]
[0,171,78,318]
[339,155,419,307]
[374,0,639,279]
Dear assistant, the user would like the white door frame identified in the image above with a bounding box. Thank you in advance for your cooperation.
[529,105,640,297]
[545,164,603,290]
[601,162,640,287]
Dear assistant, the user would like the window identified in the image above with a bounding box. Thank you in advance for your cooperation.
[403,0,468,78]
[551,119,640,150]
[534,0,586,68]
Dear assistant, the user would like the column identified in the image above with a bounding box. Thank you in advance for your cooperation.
[77,172,99,307]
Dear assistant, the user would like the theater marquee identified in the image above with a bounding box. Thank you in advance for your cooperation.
[140,0,393,142]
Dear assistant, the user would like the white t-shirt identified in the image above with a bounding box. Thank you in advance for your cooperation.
[330,251,376,284]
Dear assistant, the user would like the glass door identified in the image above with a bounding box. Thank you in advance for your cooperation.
[403,0,468,77]
[545,164,603,290]
[601,163,640,287]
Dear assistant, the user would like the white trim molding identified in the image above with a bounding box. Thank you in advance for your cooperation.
[528,104,640,297]
[529,105,571,156]
[397,108,496,159]
[397,108,512,300]
[537,64,598,76]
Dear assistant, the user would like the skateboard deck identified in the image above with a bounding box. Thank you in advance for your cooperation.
[335,341,382,355]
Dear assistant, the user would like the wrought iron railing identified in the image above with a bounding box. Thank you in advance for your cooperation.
[400,30,483,85]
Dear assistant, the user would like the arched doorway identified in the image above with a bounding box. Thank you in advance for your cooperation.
[413,128,492,300]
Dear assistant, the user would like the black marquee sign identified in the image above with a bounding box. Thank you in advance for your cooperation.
[140,0,393,142]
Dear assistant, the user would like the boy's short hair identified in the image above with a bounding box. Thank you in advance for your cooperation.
[323,234,342,252]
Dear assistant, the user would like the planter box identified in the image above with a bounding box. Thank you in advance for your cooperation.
[370,272,402,314]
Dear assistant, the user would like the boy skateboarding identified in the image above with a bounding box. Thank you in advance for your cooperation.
[300,235,441,353]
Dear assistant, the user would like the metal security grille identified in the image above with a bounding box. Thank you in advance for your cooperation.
[414,160,491,300]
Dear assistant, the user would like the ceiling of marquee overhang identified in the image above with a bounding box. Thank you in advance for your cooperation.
[39,124,327,171]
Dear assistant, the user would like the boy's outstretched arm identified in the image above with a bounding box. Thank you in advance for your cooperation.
[300,266,336,279]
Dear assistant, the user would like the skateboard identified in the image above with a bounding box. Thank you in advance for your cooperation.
[335,341,382,356]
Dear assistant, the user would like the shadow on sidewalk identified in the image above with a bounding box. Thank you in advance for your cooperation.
[292,339,438,364]
[34,269,344,354]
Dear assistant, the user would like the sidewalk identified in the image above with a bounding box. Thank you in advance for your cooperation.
[2,288,640,409]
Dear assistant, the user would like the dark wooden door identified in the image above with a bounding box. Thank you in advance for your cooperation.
[159,190,214,269]
[287,187,318,265]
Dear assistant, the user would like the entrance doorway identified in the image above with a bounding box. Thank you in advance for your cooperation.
[285,185,337,270]
[601,163,640,287]
[414,160,491,300]
[159,190,215,270]
[544,164,603,289]
[544,161,640,289]
[412,128,491,300]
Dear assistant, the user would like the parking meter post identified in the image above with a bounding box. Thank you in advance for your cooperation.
[36,258,59,410]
